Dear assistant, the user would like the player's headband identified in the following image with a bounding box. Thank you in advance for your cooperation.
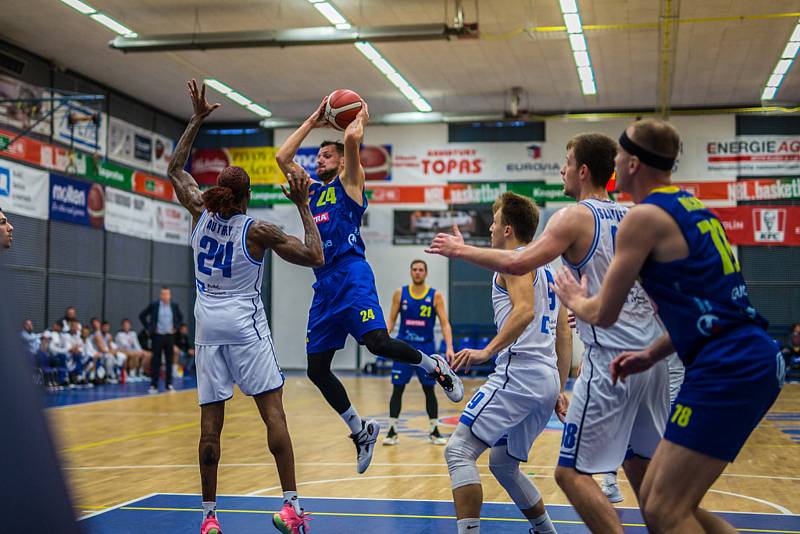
[618,130,675,171]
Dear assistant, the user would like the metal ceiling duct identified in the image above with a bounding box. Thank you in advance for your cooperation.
[109,23,479,53]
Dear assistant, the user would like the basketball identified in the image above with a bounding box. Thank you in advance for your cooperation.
[87,183,105,228]
[359,144,391,181]
[324,89,363,131]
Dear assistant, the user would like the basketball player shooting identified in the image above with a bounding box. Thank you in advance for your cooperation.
[275,94,464,475]
[169,79,320,534]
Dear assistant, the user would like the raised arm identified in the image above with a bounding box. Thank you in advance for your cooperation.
[340,101,368,202]
[552,207,658,327]
[386,288,402,334]
[433,290,455,361]
[168,80,221,225]
[427,206,580,276]
[451,271,535,372]
[248,165,324,268]
[275,98,328,175]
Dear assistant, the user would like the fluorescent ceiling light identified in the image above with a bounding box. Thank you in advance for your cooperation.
[336,23,351,30]
[767,73,783,87]
[573,51,591,67]
[203,78,271,118]
[578,66,594,82]
[774,59,793,75]
[306,0,325,3]
[247,103,272,117]
[386,71,409,88]
[559,0,578,13]
[90,13,136,36]
[354,41,381,62]
[204,78,232,95]
[226,91,252,106]
[761,86,777,100]
[411,99,433,113]
[59,0,96,14]
[569,33,587,51]
[314,2,347,25]
[782,42,800,59]
[563,13,582,33]
[371,57,396,75]
[581,79,597,95]
[791,23,800,42]
[398,85,421,100]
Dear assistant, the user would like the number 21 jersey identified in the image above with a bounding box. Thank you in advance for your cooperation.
[191,210,269,346]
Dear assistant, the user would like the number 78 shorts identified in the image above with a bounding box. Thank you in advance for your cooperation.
[558,345,669,474]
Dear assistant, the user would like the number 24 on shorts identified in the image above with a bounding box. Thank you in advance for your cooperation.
[360,308,376,322]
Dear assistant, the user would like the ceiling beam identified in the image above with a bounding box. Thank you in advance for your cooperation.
[657,0,681,118]
[109,23,479,53]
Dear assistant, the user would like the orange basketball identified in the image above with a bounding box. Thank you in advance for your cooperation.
[324,89,363,131]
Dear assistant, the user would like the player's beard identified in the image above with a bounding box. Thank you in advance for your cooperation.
[318,167,338,183]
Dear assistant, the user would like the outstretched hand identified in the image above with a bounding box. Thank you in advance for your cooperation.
[188,79,221,120]
[426,224,465,257]
[282,164,312,206]
[551,267,588,310]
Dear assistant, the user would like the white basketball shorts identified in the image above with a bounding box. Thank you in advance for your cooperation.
[196,335,285,405]
[558,345,669,473]
[460,351,560,462]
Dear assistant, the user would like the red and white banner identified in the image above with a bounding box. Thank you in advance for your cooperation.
[711,206,800,246]
[703,137,800,176]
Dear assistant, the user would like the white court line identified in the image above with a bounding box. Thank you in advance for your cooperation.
[246,474,795,515]
[101,491,798,517]
[61,462,800,482]
[78,492,157,520]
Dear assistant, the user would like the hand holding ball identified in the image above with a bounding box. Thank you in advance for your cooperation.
[324,89,363,131]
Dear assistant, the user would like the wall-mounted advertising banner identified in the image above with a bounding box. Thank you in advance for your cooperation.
[190,147,281,185]
[294,144,393,182]
[617,177,800,203]
[151,133,174,176]
[0,74,51,136]
[153,201,191,244]
[712,206,800,246]
[133,172,174,202]
[104,188,154,239]
[448,182,571,205]
[394,208,493,246]
[702,137,800,176]
[0,159,49,220]
[108,117,173,176]
[49,173,105,228]
[393,143,563,183]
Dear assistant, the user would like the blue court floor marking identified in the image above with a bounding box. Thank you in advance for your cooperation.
[80,493,800,533]
[44,376,197,408]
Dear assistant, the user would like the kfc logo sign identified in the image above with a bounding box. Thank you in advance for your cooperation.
[752,208,786,243]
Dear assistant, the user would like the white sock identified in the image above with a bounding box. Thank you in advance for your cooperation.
[283,491,301,515]
[388,417,399,431]
[340,405,363,435]
[603,471,617,485]
[429,419,439,432]
[457,518,480,533]
[418,351,438,373]
[202,501,216,518]
[531,512,556,533]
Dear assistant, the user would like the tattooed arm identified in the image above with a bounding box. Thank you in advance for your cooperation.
[168,79,221,226]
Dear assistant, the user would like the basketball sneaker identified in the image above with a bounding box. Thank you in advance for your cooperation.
[382,426,399,446]
[428,354,464,402]
[429,427,447,445]
[272,502,311,534]
[350,418,380,474]
[601,479,623,503]
[200,514,222,534]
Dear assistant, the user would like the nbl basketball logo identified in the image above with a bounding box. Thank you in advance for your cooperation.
[752,208,786,243]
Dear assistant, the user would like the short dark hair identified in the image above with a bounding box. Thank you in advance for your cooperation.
[566,133,617,188]
[320,140,344,156]
[122,318,130,323]
[629,119,681,159]
[492,192,539,244]
[161,286,170,291]
[410,259,428,272]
